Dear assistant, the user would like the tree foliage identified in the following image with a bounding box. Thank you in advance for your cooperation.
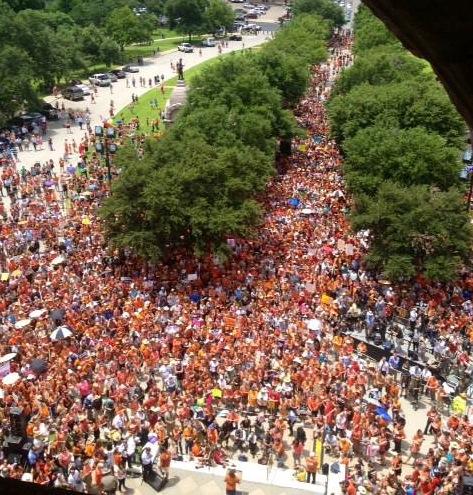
[256,14,329,106]
[0,45,36,124]
[165,0,207,40]
[330,6,471,282]
[353,5,398,53]
[351,183,472,282]
[343,125,462,195]
[292,0,345,28]
[333,45,425,96]
[101,12,332,261]
[204,0,235,33]
[328,78,466,148]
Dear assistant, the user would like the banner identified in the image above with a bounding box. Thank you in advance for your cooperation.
[0,361,11,378]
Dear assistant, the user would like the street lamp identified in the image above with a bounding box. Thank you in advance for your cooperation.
[94,125,117,189]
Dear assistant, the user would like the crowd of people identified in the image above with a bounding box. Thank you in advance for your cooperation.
[0,28,472,495]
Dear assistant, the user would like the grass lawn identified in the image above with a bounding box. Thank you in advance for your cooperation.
[124,35,206,62]
[114,55,226,133]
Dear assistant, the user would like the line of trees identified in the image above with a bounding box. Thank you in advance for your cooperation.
[100,4,344,262]
[327,6,471,282]
[0,0,236,126]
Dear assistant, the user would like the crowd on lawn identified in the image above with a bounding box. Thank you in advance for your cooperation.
[0,29,472,495]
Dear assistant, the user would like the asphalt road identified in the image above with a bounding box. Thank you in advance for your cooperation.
[19,31,269,173]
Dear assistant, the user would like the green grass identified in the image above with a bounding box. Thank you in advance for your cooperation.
[124,35,206,61]
[114,55,226,133]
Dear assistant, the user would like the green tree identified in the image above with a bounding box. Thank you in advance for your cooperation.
[256,14,329,106]
[105,5,140,49]
[343,125,463,195]
[327,78,466,147]
[100,37,121,66]
[333,45,425,96]
[5,0,44,10]
[81,24,104,58]
[165,0,207,40]
[292,0,345,28]
[351,182,472,282]
[187,54,295,139]
[204,0,234,33]
[0,45,36,125]
[353,5,398,53]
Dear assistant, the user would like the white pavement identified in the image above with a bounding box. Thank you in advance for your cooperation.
[18,31,270,173]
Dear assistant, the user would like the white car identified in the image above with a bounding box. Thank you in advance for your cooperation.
[202,38,217,47]
[89,73,111,86]
[242,23,261,31]
[178,43,194,53]
[76,84,91,95]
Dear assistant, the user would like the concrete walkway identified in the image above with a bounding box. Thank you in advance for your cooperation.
[18,31,269,173]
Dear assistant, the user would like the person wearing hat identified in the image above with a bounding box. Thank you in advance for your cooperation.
[305,452,318,484]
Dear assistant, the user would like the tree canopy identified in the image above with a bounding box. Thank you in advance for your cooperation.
[328,78,466,148]
[332,44,426,96]
[343,125,463,195]
[292,0,345,28]
[101,12,333,261]
[351,183,472,282]
[328,6,471,282]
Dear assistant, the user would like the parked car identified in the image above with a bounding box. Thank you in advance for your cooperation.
[122,65,140,73]
[242,23,261,31]
[229,33,243,41]
[178,43,194,53]
[104,72,118,82]
[89,73,112,86]
[76,84,91,95]
[230,0,244,3]
[62,86,85,101]
[110,69,126,78]
[202,38,216,47]
[246,11,259,19]
[38,102,59,120]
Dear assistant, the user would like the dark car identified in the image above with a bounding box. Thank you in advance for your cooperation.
[37,102,59,121]
[62,86,85,101]
[110,69,126,79]
[229,33,243,41]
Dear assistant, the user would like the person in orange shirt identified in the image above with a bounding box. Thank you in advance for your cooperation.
[159,449,171,479]
[305,452,318,484]
[224,469,240,495]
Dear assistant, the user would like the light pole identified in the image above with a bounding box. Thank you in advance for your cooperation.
[95,125,117,191]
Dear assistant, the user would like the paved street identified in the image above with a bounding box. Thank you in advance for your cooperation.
[18,30,272,173]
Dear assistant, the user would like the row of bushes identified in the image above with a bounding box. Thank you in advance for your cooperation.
[101,1,345,261]
[327,6,471,282]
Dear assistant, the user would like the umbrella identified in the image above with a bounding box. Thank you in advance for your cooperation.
[366,397,382,407]
[288,198,300,207]
[2,372,20,385]
[51,255,66,266]
[0,352,17,364]
[15,318,32,329]
[29,309,47,319]
[50,309,66,322]
[30,358,48,374]
[375,406,393,422]
[301,208,315,215]
[307,318,322,331]
[50,326,73,341]
[44,180,54,187]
